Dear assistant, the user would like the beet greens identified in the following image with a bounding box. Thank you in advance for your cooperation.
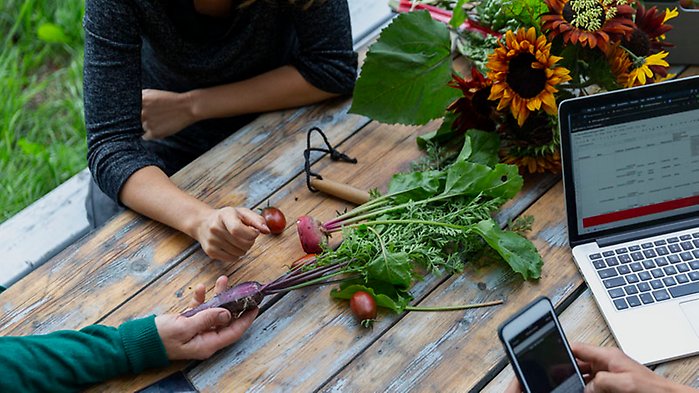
[185,130,542,318]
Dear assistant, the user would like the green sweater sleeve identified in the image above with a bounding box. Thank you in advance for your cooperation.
[0,315,169,393]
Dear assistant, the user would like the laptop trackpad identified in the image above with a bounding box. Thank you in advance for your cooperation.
[680,299,699,337]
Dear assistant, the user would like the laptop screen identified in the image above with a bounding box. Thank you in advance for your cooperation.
[561,77,699,243]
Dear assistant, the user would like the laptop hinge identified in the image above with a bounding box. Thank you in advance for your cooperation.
[596,217,699,248]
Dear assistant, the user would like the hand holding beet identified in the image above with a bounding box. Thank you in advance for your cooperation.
[155,276,258,360]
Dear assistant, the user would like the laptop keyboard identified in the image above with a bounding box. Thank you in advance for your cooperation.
[588,232,699,311]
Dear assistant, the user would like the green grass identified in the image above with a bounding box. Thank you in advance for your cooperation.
[0,0,86,223]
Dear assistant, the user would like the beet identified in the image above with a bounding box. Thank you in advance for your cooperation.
[182,281,264,318]
[296,215,326,254]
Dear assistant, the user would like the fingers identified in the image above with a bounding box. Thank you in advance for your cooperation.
[188,283,207,309]
[186,308,233,334]
[504,377,522,393]
[237,207,270,234]
[584,371,631,393]
[571,343,614,370]
[201,307,259,353]
[220,209,259,244]
[214,275,228,295]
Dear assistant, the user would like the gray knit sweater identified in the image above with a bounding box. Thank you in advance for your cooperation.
[83,0,357,203]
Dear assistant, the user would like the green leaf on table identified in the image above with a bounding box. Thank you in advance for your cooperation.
[350,11,460,125]
[462,130,500,167]
[416,112,458,149]
[472,219,543,279]
[450,0,468,29]
[366,251,413,290]
[387,170,445,202]
[37,23,69,44]
[442,161,522,199]
[331,283,412,313]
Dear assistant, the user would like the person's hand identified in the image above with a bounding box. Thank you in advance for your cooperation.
[155,276,258,360]
[502,343,697,393]
[573,343,695,393]
[141,89,197,140]
[193,206,270,262]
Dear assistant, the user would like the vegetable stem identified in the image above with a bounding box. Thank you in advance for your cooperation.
[324,192,462,231]
[404,299,503,312]
[333,219,468,233]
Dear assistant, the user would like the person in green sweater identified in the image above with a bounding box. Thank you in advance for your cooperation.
[0,276,255,393]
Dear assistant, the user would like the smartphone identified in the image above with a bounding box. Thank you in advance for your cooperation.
[498,297,585,393]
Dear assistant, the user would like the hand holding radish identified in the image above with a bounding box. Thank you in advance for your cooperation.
[155,276,258,360]
[193,207,270,262]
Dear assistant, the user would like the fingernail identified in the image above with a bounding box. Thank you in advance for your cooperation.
[218,311,231,324]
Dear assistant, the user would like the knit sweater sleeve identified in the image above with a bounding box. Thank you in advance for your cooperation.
[83,0,166,203]
[0,316,169,393]
[289,0,358,95]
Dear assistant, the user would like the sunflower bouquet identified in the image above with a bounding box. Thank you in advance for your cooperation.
[351,0,678,173]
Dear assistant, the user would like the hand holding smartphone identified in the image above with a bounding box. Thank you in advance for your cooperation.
[499,297,585,393]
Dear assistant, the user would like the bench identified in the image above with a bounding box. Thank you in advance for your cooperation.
[0,0,394,289]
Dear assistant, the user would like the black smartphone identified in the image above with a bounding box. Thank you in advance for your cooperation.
[498,297,585,393]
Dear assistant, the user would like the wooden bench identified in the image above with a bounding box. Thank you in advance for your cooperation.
[0,0,394,289]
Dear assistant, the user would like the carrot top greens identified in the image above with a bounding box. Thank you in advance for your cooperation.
[299,130,543,313]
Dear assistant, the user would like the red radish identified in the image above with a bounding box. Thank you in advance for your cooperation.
[350,291,377,328]
[261,206,286,235]
[296,215,326,253]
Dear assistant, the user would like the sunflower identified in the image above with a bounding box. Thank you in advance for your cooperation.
[624,3,677,56]
[448,67,495,133]
[501,148,562,174]
[486,27,572,127]
[541,0,635,50]
[608,44,670,87]
[627,51,670,86]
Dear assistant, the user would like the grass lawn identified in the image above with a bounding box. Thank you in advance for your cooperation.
[0,0,86,223]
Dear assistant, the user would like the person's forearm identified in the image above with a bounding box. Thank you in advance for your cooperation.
[119,166,211,238]
[187,65,337,121]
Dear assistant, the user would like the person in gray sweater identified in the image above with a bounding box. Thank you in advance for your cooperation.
[83,0,357,262]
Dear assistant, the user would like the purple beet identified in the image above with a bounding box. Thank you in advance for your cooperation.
[182,281,265,318]
[296,215,326,254]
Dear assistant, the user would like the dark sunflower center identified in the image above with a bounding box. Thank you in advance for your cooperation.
[623,28,651,57]
[506,53,547,99]
[562,0,605,31]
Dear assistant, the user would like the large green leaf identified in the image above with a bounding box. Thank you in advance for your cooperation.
[472,219,543,279]
[366,251,413,290]
[442,161,522,199]
[387,169,445,202]
[462,130,500,167]
[350,11,460,125]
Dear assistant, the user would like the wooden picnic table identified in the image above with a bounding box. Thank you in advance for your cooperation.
[1,52,698,392]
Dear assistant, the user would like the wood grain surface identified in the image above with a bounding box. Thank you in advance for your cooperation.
[0,98,368,337]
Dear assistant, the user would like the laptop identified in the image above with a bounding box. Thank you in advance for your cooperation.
[558,75,699,365]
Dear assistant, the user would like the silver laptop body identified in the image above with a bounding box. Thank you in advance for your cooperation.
[558,76,699,365]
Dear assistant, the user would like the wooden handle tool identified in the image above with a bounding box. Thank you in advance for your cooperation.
[310,178,371,205]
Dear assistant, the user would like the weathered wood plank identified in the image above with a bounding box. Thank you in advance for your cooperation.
[175,159,557,389]
[315,182,582,393]
[0,168,90,288]
[86,119,418,391]
[0,97,369,337]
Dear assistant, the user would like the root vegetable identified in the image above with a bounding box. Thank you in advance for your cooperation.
[296,215,326,253]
